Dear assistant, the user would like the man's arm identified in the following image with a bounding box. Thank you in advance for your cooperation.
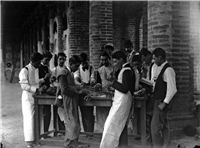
[112,70,135,95]
[163,67,177,104]
[58,74,78,98]
[74,67,82,85]
[90,66,96,84]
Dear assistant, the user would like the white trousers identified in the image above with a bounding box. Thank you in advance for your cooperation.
[22,92,35,142]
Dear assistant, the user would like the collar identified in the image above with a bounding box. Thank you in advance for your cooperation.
[67,66,71,72]
[122,62,130,68]
[159,61,168,69]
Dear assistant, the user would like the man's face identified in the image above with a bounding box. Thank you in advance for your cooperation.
[32,60,41,68]
[82,61,89,70]
[70,62,80,72]
[153,55,161,66]
[58,56,66,67]
[113,58,122,70]
[42,57,51,66]
[141,54,152,65]
[100,56,109,67]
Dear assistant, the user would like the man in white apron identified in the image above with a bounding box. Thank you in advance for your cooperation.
[100,51,135,148]
[19,52,47,148]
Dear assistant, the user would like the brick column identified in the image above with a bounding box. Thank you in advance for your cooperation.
[148,1,199,137]
[57,2,64,52]
[141,3,148,48]
[68,1,89,57]
[89,1,113,68]
[190,2,200,127]
[36,16,42,54]
[41,10,49,53]
[49,4,56,69]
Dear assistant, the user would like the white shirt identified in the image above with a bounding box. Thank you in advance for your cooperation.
[151,61,177,104]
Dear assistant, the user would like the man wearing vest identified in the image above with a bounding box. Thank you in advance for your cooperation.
[38,51,52,137]
[19,52,47,148]
[151,48,177,148]
[139,48,155,142]
[74,52,96,138]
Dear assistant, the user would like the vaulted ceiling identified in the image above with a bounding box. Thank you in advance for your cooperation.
[1,1,39,44]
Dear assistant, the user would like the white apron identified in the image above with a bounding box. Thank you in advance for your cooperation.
[19,64,40,141]
[100,67,133,148]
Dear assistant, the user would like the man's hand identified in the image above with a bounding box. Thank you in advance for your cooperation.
[84,95,92,101]
[44,73,51,80]
[90,80,96,86]
[37,85,48,94]
[158,101,167,111]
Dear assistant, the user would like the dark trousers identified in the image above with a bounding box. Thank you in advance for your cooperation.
[151,99,170,148]
[146,94,154,140]
[43,105,51,133]
[79,106,95,132]
[119,125,128,146]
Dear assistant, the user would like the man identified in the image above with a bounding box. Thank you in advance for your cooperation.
[19,52,47,148]
[74,52,96,138]
[151,48,177,148]
[139,48,153,79]
[139,48,155,142]
[100,51,135,148]
[57,55,84,148]
[38,51,52,137]
[96,51,115,132]
[104,43,114,57]
[99,43,114,68]
[51,52,67,132]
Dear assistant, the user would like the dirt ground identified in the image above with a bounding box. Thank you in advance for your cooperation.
[0,70,200,148]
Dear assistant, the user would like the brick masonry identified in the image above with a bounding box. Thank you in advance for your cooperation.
[68,1,89,57]
[147,1,199,112]
[89,1,113,68]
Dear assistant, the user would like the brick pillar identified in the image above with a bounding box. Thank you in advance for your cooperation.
[41,11,49,53]
[32,24,37,53]
[49,6,55,53]
[190,2,200,127]
[148,1,199,137]
[142,3,148,48]
[57,2,64,52]
[37,18,42,54]
[68,1,89,57]
[89,1,113,68]
[49,4,56,69]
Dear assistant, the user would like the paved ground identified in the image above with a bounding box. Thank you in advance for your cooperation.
[0,70,200,148]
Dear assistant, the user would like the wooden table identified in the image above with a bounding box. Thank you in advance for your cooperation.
[34,94,146,146]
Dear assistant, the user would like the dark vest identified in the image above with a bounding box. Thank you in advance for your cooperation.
[149,63,154,80]
[38,64,50,87]
[154,63,170,101]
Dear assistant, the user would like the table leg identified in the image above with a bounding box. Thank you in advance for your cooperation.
[34,99,40,145]
[53,106,58,137]
[39,105,44,135]
[141,100,146,146]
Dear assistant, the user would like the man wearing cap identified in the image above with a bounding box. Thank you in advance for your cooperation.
[19,52,47,148]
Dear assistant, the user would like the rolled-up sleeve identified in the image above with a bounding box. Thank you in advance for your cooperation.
[19,68,37,93]
[163,67,177,104]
